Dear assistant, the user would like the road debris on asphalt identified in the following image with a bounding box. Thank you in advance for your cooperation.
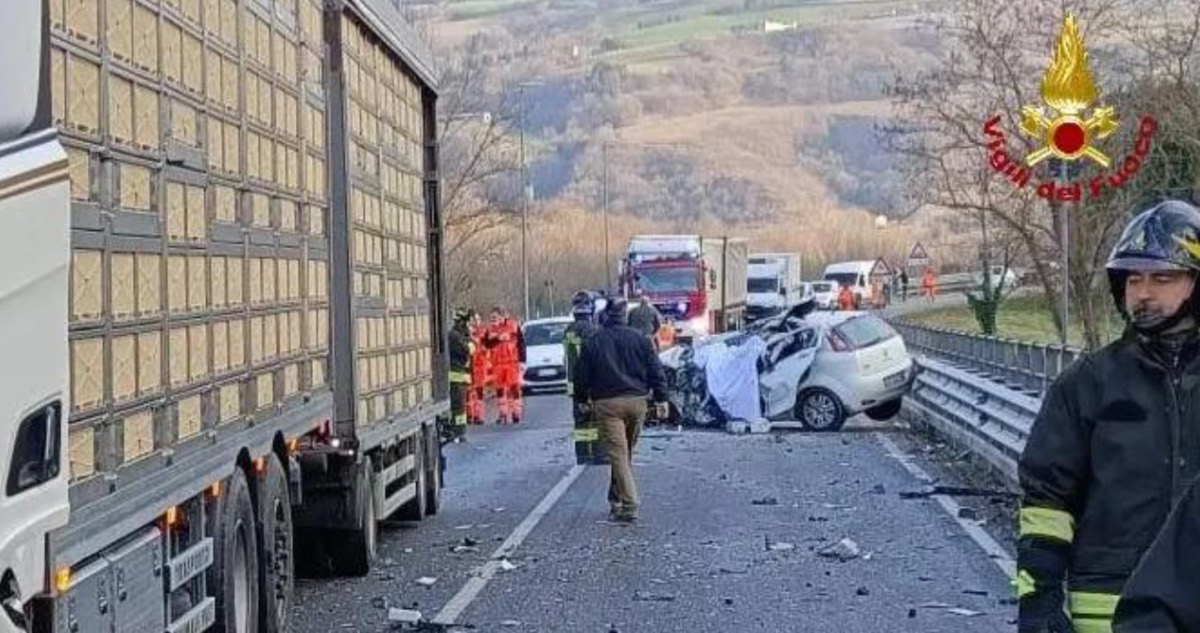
[751,496,779,506]
[414,577,438,587]
[498,559,518,572]
[899,485,1017,500]
[817,538,861,562]
[388,608,423,624]
[633,591,677,602]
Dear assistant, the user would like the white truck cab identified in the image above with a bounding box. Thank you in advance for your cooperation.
[0,2,72,628]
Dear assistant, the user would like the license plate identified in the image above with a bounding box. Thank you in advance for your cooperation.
[883,371,906,389]
[537,368,557,377]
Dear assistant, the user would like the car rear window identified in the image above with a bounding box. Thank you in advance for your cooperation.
[834,315,897,348]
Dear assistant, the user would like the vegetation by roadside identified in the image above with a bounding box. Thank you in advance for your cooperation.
[902,294,1125,349]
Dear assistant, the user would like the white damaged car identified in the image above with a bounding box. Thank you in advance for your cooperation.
[660,301,915,431]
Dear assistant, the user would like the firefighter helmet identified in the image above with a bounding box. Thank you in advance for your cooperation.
[571,290,596,319]
[1106,199,1200,323]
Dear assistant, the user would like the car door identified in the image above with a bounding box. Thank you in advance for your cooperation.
[761,328,820,419]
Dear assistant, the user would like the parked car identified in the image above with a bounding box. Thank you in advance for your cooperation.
[664,304,915,431]
[810,280,840,310]
[974,265,1019,291]
[522,317,573,394]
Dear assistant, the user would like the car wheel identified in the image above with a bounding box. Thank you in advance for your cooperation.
[865,399,903,421]
[796,388,846,432]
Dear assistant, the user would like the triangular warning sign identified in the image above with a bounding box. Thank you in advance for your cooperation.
[908,242,929,260]
[871,258,893,277]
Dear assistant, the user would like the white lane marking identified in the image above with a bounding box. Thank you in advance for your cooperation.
[432,463,586,625]
[876,432,1016,580]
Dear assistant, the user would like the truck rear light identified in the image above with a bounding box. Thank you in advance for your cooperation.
[53,567,70,594]
[209,481,222,499]
[164,506,180,528]
[827,331,855,352]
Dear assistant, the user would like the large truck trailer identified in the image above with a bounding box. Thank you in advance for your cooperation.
[0,1,447,631]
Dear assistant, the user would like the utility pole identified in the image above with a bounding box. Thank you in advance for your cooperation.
[518,84,530,319]
[602,142,611,289]
[1057,159,1070,346]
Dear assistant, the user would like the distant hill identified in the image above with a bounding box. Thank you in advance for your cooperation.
[412,0,946,248]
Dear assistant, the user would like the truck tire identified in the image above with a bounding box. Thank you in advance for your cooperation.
[327,457,376,577]
[257,455,294,633]
[396,437,428,521]
[210,468,261,633]
[423,427,441,516]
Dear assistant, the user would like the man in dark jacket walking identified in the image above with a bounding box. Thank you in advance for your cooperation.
[573,296,668,523]
[1018,200,1200,633]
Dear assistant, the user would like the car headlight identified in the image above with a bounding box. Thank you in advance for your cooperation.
[687,316,709,335]
[676,301,687,313]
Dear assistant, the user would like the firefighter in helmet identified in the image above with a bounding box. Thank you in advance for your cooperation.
[565,291,606,464]
[1019,200,1200,632]
[447,308,473,442]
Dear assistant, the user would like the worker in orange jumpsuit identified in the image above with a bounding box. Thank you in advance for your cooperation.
[467,314,490,425]
[921,268,937,302]
[837,284,857,311]
[484,306,525,424]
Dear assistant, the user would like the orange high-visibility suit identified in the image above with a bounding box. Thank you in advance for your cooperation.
[838,286,857,311]
[921,269,937,302]
[484,318,525,424]
[467,324,491,425]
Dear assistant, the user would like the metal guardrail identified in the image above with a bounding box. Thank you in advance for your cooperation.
[891,321,1083,397]
[902,357,1040,483]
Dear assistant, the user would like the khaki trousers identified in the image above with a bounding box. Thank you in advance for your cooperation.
[594,396,648,514]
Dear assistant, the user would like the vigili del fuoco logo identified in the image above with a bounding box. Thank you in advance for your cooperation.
[983,14,1157,202]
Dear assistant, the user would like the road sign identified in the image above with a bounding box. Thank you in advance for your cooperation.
[907,242,930,268]
[870,257,893,278]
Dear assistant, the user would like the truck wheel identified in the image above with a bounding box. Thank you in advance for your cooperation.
[327,457,376,577]
[423,428,442,516]
[796,388,847,432]
[210,468,261,633]
[396,439,428,521]
[257,455,294,633]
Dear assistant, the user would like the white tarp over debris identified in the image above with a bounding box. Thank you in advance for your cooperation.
[694,336,768,422]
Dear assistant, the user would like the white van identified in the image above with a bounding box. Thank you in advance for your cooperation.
[822,261,876,309]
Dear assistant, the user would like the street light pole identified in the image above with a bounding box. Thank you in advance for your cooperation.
[602,142,611,289]
[518,85,530,319]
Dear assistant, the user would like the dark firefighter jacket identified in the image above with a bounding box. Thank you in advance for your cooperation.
[564,320,597,397]
[449,325,472,384]
[1114,473,1200,632]
[1019,329,1200,630]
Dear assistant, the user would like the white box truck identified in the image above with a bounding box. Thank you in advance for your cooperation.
[0,2,448,631]
[746,252,803,322]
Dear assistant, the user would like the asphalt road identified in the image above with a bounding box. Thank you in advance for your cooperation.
[292,394,1016,632]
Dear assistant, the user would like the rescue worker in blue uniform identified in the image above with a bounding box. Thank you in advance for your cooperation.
[1018,200,1200,633]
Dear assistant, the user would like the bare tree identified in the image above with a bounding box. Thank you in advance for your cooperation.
[885,0,1200,348]
[435,37,525,306]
